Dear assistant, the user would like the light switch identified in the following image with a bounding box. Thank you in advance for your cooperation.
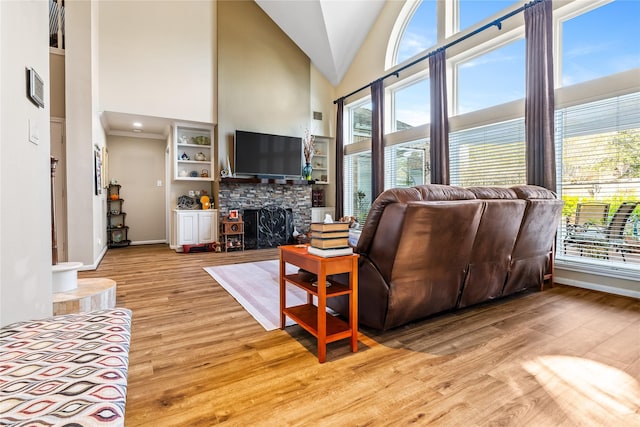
[29,119,39,145]
[156,180,162,187]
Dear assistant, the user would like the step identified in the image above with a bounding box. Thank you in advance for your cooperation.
[52,278,117,315]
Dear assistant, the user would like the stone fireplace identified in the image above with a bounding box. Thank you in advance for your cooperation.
[218,180,312,240]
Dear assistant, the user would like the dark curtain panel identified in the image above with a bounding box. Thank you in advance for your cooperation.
[525,0,556,190]
[429,49,449,184]
[371,79,385,198]
[335,98,345,219]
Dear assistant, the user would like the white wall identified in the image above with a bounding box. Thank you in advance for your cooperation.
[0,0,52,326]
[65,0,106,268]
[107,135,167,243]
[97,0,216,124]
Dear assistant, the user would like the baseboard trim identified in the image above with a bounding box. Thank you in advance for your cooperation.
[554,277,640,299]
[78,245,108,271]
[130,240,167,246]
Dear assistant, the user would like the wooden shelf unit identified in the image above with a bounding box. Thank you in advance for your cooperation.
[222,218,245,252]
[279,245,359,363]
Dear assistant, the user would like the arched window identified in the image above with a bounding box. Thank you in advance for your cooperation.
[386,0,436,69]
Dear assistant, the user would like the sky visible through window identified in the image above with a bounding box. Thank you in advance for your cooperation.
[562,0,640,86]
[395,0,639,121]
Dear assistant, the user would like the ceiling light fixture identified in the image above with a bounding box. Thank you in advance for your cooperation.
[132,129,142,133]
[133,122,143,128]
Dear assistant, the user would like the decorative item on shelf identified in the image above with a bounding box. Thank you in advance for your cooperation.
[200,195,211,210]
[179,135,189,144]
[111,210,119,215]
[201,169,209,177]
[112,230,123,243]
[302,163,313,180]
[181,152,189,160]
[190,171,198,177]
[192,136,211,146]
[302,129,315,181]
[228,209,239,221]
[177,195,198,209]
[195,152,206,161]
[110,194,118,201]
[179,169,188,177]
[223,156,233,178]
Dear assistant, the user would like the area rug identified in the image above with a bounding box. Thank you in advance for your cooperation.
[204,260,309,331]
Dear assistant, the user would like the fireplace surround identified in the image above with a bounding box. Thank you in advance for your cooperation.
[218,180,312,243]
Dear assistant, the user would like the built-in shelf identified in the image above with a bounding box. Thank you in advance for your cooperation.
[174,123,214,181]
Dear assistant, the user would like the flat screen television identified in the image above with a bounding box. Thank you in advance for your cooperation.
[234,130,302,178]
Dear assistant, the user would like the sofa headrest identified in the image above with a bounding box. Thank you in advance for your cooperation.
[414,184,476,200]
[467,187,517,199]
[511,185,558,200]
[355,187,422,253]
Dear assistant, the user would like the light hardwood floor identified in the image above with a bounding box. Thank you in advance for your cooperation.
[80,244,640,426]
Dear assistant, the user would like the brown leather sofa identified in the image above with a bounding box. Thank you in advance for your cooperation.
[328,184,563,330]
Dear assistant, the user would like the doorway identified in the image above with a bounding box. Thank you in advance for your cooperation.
[50,118,68,261]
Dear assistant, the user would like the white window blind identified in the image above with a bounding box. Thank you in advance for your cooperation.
[557,92,640,272]
[344,152,372,225]
[449,118,526,187]
[384,140,430,190]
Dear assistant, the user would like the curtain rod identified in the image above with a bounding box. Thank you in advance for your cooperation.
[333,0,542,104]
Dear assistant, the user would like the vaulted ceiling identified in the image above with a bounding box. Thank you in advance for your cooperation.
[255,0,385,86]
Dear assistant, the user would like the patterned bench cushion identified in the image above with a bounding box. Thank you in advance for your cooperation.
[0,308,132,426]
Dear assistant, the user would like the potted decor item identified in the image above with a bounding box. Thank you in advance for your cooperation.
[302,129,315,181]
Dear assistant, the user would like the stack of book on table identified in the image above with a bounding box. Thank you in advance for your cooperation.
[308,222,353,257]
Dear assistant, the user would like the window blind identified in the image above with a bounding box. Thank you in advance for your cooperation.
[449,118,526,187]
[557,92,640,272]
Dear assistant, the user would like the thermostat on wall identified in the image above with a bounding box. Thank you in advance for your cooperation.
[26,67,44,108]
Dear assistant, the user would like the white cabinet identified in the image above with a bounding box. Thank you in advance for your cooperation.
[311,207,335,223]
[174,123,215,181]
[175,209,218,248]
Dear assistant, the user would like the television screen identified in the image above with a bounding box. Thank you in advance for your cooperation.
[234,130,302,178]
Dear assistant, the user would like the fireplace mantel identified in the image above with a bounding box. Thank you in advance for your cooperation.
[220,177,314,185]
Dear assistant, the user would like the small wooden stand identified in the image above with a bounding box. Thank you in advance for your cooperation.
[222,216,244,252]
[279,245,359,363]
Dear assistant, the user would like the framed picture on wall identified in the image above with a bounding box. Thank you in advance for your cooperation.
[228,209,239,221]
[94,145,102,195]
